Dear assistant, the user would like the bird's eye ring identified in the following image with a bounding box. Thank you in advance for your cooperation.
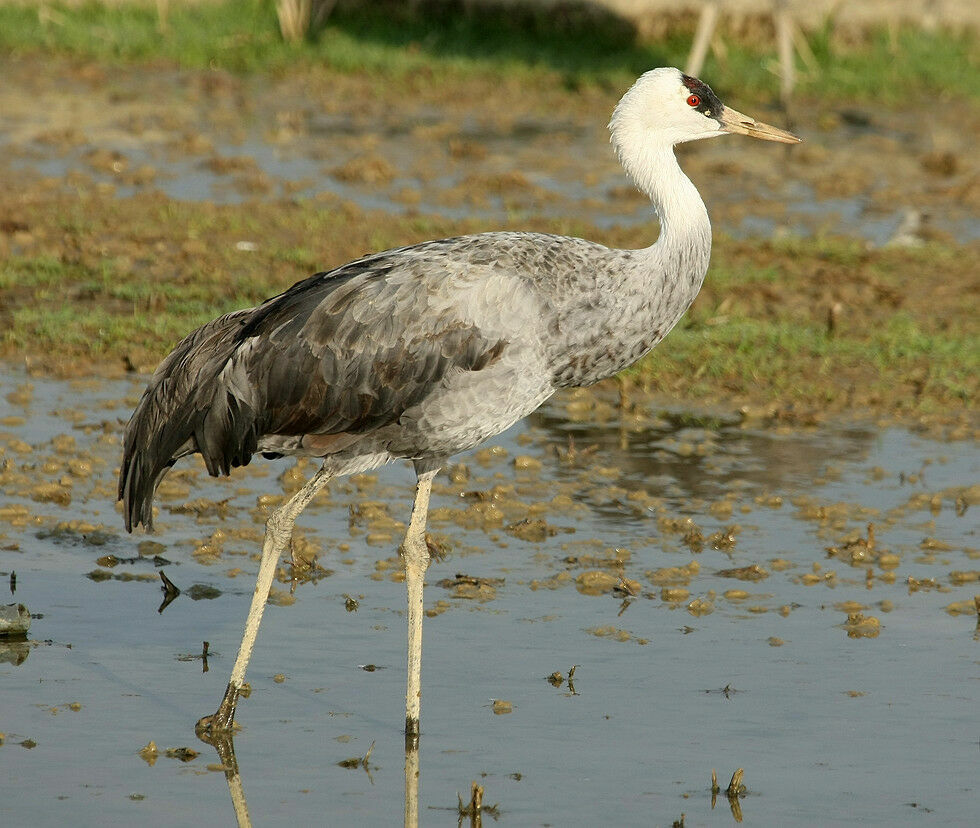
[686,94,701,107]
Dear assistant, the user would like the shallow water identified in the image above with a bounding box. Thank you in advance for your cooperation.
[1,369,977,826]
[2,60,977,247]
[9,115,977,248]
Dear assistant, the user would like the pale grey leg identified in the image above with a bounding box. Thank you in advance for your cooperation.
[403,468,437,746]
[197,463,332,736]
[685,1,719,76]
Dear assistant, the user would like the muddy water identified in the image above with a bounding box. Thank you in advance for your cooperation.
[1,368,977,826]
[8,109,978,246]
[2,59,978,246]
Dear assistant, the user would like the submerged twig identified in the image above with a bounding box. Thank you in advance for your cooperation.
[727,768,745,798]
[338,740,376,782]
[457,780,499,824]
[158,570,180,613]
[726,767,746,823]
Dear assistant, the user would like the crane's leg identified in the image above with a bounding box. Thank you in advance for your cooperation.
[403,468,438,748]
[685,0,719,77]
[197,463,332,738]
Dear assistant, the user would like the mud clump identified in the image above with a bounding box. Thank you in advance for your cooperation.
[575,570,640,596]
[844,612,881,638]
[505,518,558,542]
[437,573,503,601]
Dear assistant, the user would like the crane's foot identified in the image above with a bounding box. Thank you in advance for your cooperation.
[195,682,241,744]
[405,716,420,751]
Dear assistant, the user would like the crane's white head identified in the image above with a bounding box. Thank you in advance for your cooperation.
[609,67,801,151]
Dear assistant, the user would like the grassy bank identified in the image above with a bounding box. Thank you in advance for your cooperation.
[0,1,976,104]
[1,188,976,422]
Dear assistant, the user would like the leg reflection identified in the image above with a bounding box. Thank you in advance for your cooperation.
[405,741,420,828]
[201,727,428,827]
[199,728,252,828]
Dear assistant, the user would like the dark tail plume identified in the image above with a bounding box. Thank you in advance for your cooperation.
[118,310,252,532]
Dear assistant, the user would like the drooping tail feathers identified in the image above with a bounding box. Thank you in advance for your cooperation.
[118,309,256,532]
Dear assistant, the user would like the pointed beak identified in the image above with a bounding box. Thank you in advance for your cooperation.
[716,106,802,144]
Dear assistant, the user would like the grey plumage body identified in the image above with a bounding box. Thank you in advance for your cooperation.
[118,68,799,746]
[120,230,707,530]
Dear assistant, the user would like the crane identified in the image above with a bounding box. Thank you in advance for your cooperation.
[119,67,800,746]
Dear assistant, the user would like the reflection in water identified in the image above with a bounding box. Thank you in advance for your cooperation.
[0,638,30,666]
[0,602,31,664]
[200,729,422,828]
[405,745,420,828]
[710,767,747,823]
[529,399,877,510]
[199,731,252,828]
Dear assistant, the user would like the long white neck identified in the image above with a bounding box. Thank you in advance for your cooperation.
[613,137,712,285]
[547,106,712,385]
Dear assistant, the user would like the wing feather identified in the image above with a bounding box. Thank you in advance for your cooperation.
[119,239,513,530]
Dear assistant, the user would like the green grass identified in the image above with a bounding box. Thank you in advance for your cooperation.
[619,237,979,413]
[0,1,975,104]
[637,313,975,387]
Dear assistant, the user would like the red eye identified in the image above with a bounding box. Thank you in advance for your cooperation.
[687,94,701,107]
